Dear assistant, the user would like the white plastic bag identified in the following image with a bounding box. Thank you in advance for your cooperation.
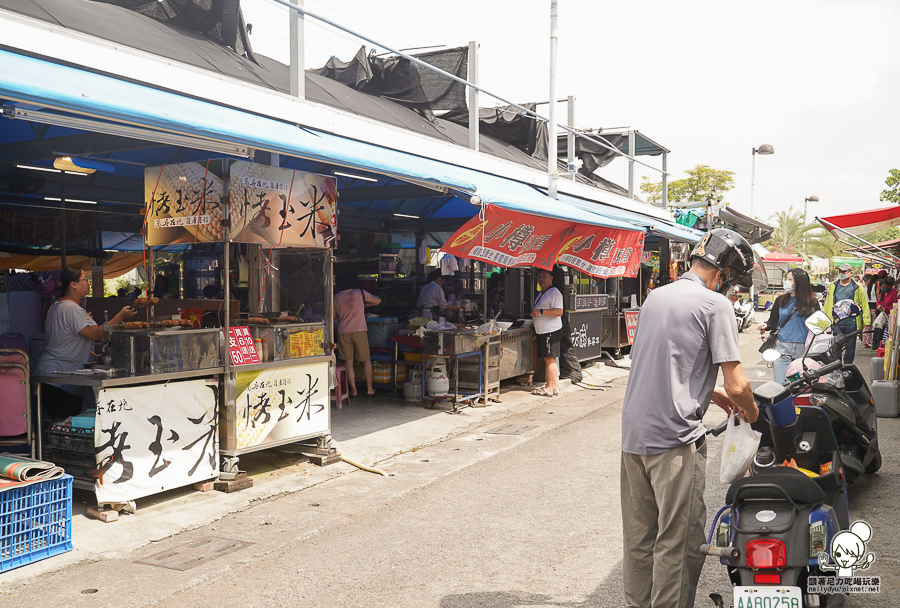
[873,311,887,329]
[474,321,499,336]
[719,413,762,484]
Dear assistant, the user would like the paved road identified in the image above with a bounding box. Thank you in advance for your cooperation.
[6,314,899,607]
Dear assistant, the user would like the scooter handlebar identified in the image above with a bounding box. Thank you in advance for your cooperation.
[701,544,740,559]
[787,358,843,391]
[706,419,729,437]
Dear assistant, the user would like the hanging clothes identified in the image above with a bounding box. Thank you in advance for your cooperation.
[418,239,428,265]
[440,254,459,276]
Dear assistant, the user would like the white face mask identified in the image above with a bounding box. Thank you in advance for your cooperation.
[783,280,794,293]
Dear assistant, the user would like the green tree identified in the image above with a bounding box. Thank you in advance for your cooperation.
[765,207,839,258]
[880,169,900,204]
[858,226,900,245]
[640,164,735,206]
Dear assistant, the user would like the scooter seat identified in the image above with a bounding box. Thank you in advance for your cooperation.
[726,467,826,506]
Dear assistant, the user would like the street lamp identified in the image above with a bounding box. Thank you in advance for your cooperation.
[750,144,775,218]
[804,195,819,224]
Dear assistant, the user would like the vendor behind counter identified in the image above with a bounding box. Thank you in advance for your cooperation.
[36,267,137,419]
[416,269,459,320]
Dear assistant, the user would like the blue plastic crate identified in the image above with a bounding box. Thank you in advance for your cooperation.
[0,475,72,572]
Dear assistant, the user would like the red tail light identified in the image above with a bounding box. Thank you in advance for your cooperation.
[746,539,787,569]
[754,573,782,584]
[794,395,810,406]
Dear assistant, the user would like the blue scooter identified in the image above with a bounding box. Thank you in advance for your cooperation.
[702,310,850,608]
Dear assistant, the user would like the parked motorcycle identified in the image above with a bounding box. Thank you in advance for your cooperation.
[733,297,754,333]
[701,308,868,608]
[786,331,881,482]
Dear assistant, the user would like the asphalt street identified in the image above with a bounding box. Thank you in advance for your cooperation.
[4,313,899,608]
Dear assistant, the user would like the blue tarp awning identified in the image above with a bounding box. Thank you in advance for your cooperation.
[552,192,703,243]
[0,49,641,233]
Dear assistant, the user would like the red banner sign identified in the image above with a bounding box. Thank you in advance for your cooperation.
[228,326,261,366]
[624,310,640,345]
[441,204,644,278]
[555,222,644,278]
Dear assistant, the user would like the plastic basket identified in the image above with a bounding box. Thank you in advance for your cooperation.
[45,447,95,468]
[44,424,93,455]
[50,459,94,482]
[0,475,73,572]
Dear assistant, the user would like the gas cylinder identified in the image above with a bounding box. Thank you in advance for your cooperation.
[426,360,450,396]
[403,369,423,402]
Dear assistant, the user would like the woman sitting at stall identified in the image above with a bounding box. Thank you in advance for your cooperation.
[35,267,136,419]
[416,269,459,320]
[758,267,819,385]
[333,271,381,397]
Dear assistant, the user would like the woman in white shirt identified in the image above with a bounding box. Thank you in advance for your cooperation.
[531,268,564,396]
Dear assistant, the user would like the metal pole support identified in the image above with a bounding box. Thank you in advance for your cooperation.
[289,0,305,99]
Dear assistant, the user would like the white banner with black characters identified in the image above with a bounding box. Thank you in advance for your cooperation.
[234,361,330,450]
[94,379,219,503]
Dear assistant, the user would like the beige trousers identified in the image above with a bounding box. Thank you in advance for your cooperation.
[620,440,708,608]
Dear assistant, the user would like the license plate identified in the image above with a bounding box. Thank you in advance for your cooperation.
[734,586,802,608]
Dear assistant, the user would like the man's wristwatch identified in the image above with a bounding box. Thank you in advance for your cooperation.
[539,309,543,315]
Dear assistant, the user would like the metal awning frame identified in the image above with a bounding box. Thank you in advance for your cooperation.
[818,217,900,266]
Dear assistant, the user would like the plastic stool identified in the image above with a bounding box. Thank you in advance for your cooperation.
[332,364,350,409]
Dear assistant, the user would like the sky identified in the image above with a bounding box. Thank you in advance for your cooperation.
[241,0,900,226]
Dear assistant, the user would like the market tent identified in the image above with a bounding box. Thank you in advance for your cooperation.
[830,256,865,270]
[0,0,633,198]
[718,207,775,244]
[0,48,642,236]
[818,206,900,238]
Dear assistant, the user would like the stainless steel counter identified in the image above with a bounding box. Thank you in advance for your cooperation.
[33,367,224,388]
[33,368,224,460]
[497,327,535,380]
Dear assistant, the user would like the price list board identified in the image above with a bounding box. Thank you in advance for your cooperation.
[572,294,609,311]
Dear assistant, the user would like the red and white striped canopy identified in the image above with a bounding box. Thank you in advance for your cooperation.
[818,206,900,237]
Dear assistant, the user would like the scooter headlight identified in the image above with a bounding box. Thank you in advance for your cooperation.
[810,520,827,558]
[808,394,827,407]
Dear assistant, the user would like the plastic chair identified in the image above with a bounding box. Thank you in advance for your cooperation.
[332,364,350,409]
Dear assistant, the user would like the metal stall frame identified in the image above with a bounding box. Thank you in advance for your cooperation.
[217,166,335,472]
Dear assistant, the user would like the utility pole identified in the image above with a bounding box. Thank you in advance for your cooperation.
[548,0,559,199]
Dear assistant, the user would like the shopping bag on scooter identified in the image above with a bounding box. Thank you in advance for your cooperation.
[719,413,762,484]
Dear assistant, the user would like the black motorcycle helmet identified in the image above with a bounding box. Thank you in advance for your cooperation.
[690,228,755,293]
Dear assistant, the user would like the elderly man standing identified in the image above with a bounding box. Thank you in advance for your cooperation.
[620,228,759,608]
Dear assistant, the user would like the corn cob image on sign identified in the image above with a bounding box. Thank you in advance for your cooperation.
[145,161,228,245]
[235,361,329,449]
[229,161,337,248]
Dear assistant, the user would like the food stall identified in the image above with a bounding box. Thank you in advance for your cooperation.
[143,160,337,474]
[33,159,338,503]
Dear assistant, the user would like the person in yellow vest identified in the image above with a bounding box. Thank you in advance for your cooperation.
[823,263,871,364]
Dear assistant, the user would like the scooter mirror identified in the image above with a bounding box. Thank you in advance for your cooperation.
[805,310,831,335]
[762,348,781,363]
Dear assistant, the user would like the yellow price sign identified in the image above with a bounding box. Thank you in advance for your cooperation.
[288,328,324,358]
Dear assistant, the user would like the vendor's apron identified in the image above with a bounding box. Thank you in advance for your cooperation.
[420,306,440,320]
